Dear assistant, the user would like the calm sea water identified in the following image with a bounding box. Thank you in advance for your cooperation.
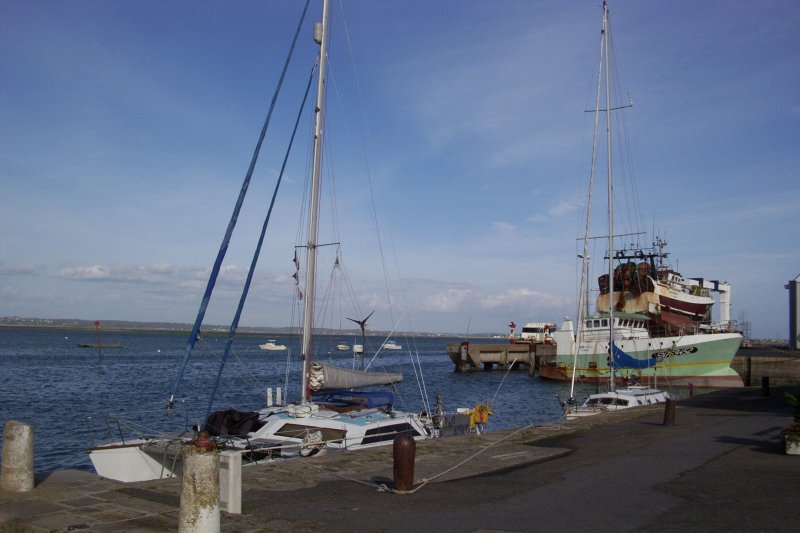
[0,327,573,473]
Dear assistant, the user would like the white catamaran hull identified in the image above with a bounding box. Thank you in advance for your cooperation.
[88,405,435,482]
[89,439,181,482]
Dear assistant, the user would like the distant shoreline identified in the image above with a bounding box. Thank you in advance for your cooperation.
[0,318,493,339]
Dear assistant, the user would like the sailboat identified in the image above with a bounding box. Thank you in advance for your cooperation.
[88,0,472,483]
[550,2,742,419]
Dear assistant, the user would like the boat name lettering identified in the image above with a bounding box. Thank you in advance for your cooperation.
[652,347,698,359]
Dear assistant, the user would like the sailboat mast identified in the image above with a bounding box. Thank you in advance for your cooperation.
[602,1,616,392]
[300,0,331,405]
[569,9,607,403]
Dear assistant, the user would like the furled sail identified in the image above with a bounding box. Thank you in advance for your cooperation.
[309,363,402,391]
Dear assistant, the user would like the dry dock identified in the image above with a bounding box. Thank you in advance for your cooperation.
[2,385,798,532]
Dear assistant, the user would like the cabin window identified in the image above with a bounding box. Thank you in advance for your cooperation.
[586,320,593,328]
[593,320,601,328]
[601,319,608,327]
[361,423,421,445]
[274,423,346,444]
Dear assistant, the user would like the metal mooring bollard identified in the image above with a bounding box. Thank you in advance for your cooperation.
[762,376,770,397]
[688,383,694,398]
[662,399,676,425]
[0,420,35,492]
[179,445,220,533]
[393,434,416,492]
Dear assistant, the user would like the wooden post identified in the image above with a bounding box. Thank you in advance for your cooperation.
[745,356,752,387]
[662,399,676,425]
[393,434,415,492]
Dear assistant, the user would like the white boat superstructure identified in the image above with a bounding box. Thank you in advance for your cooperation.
[565,386,669,420]
[381,340,402,350]
[259,340,287,351]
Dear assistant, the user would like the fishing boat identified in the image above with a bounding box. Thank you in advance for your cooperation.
[258,340,287,351]
[595,235,732,328]
[548,2,742,408]
[88,0,477,482]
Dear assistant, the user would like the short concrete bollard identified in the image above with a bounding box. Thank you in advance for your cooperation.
[219,450,241,514]
[393,434,416,492]
[1,420,35,492]
[662,398,676,425]
[179,446,220,533]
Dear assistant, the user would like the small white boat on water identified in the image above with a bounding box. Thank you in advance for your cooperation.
[381,340,402,350]
[353,344,364,354]
[259,340,287,351]
[335,342,350,351]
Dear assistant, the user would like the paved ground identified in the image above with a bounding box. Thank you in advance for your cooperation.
[1,386,797,532]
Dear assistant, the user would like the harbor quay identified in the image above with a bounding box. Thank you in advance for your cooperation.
[1,385,798,532]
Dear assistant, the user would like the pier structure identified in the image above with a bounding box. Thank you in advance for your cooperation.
[446,340,555,373]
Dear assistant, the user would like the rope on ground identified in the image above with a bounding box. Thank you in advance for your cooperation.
[297,423,543,495]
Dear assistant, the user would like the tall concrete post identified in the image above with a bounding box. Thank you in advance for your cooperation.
[179,446,220,533]
[1,420,35,492]
[787,275,799,350]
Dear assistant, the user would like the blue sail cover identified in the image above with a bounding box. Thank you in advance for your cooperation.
[610,341,659,369]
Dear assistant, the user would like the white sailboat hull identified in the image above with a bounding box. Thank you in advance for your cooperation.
[88,405,434,482]
[88,439,180,482]
[565,387,669,420]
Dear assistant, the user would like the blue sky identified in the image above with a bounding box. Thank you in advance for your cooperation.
[1,0,798,339]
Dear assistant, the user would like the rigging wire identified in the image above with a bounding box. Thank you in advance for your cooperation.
[204,57,318,421]
[167,0,312,414]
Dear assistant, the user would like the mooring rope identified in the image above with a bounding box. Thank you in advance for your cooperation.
[297,423,544,495]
